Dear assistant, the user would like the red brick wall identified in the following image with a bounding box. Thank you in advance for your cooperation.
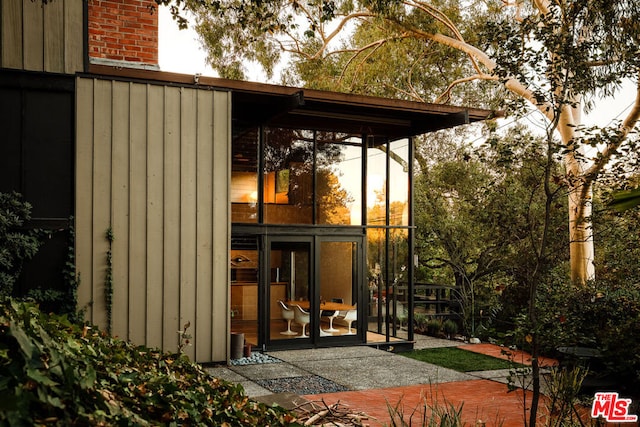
[88,0,158,65]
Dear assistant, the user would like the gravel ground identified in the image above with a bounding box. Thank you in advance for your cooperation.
[230,352,283,365]
[255,375,349,395]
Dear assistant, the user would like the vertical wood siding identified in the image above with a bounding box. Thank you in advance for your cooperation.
[1,0,83,73]
[75,77,231,362]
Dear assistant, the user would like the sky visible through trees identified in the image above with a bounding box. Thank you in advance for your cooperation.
[157,7,636,138]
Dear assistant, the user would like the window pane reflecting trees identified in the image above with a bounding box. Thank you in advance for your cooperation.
[264,128,314,224]
[317,132,362,225]
[231,127,259,223]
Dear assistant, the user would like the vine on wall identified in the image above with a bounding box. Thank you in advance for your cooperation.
[105,227,114,334]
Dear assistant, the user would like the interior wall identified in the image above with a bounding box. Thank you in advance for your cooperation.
[319,241,353,303]
[75,76,231,362]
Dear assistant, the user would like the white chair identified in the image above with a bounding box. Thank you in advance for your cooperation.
[321,298,342,333]
[341,304,357,335]
[293,305,310,338]
[278,300,297,336]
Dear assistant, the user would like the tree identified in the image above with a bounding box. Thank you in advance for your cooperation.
[414,136,507,338]
[413,125,567,329]
[411,123,568,425]
[161,0,640,284]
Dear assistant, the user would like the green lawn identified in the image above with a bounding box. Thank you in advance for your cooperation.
[401,347,525,372]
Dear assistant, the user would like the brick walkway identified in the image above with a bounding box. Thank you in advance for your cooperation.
[303,343,559,426]
[306,379,537,426]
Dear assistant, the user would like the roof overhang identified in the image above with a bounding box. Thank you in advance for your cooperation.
[87,64,495,139]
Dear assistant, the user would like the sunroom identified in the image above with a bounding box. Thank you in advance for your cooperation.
[228,84,490,351]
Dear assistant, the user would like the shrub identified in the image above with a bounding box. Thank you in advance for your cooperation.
[537,278,640,395]
[0,192,42,297]
[443,319,459,338]
[0,299,294,426]
[413,312,428,334]
[426,319,442,337]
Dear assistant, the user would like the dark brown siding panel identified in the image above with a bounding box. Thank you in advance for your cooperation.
[0,71,75,297]
[23,90,73,218]
[0,88,22,193]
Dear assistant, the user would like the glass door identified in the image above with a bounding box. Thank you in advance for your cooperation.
[318,239,360,339]
[230,237,259,348]
[268,240,312,343]
[265,236,363,347]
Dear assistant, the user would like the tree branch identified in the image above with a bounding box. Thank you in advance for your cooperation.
[402,28,556,119]
[435,73,499,104]
[402,0,485,75]
[310,12,374,59]
[339,37,392,84]
[383,83,427,103]
[584,77,640,181]
[532,0,552,16]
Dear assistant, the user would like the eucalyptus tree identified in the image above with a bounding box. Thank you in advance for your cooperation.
[159,0,640,284]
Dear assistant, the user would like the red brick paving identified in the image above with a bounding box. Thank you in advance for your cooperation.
[305,379,540,426]
[302,343,601,426]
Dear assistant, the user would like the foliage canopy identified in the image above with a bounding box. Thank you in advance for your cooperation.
[0,299,294,426]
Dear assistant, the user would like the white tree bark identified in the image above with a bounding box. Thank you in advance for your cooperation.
[417,30,600,283]
[560,104,596,283]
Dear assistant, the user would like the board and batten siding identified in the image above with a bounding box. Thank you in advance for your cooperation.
[75,77,231,363]
[1,0,83,73]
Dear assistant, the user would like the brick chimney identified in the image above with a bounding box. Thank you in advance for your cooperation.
[88,0,159,69]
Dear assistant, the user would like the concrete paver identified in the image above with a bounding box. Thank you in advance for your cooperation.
[228,361,309,380]
[294,353,473,390]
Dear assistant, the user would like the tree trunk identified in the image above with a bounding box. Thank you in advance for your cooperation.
[560,103,596,285]
[568,181,595,284]
[528,344,541,427]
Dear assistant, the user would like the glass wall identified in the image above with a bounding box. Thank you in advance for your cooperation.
[387,138,410,339]
[232,127,364,226]
[269,241,312,341]
[319,241,357,336]
[366,137,387,226]
[231,127,259,223]
[366,138,411,340]
[230,237,259,346]
[316,132,362,225]
[230,126,413,347]
[263,128,314,224]
[388,228,410,339]
[389,138,410,226]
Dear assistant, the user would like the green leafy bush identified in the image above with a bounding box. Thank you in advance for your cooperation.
[537,278,640,394]
[0,192,42,297]
[0,299,295,426]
